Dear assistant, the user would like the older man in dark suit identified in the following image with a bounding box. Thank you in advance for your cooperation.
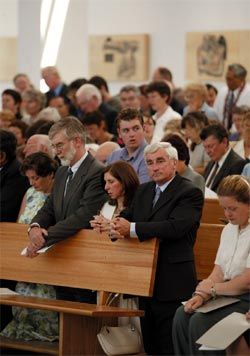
[27,116,105,252]
[26,116,106,302]
[110,142,204,355]
[201,124,246,192]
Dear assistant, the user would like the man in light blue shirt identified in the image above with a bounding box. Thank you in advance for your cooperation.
[106,108,150,183]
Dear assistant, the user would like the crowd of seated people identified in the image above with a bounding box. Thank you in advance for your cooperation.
[0,63,249,355]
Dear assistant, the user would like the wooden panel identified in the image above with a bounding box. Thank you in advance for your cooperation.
[0,335,58,355]
[194,223,223,280]
[0,223,159,297]
[59,313,106,356]
[201,199,225,224]
[0,295,144,317]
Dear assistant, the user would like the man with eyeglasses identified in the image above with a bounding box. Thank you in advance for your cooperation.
[109,141,204,355]
[106,108,150,183]
[26,116,105,253]
[200,124,246,192]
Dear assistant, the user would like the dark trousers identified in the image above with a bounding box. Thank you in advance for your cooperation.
[56,286,96,304]
[172,298,249,356]
[139,296,181,355]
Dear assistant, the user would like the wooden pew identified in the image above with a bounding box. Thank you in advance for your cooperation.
[194,223,224,280]
[201,198,225,224]
[0,222,159,356]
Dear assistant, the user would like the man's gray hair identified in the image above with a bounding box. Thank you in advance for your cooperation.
[36,107,61,123]
[49,116,86,143]
[76,83,102,105]
[144,142,178,160]
[120,84,140,96]
[228,63,247,78]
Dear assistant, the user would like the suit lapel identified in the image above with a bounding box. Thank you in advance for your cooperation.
[62,154,93,216]
[149,175,181,218]
[211,150,232,190]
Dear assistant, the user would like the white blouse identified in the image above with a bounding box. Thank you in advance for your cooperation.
[215,222,250,280]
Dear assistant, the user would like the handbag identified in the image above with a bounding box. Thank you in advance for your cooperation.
[97,324,141,356]
[97,293,142,356]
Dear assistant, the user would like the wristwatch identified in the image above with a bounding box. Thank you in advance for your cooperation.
[210,285,217,299]
[27,223,40,234]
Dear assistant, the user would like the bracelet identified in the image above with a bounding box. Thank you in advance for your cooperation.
[27,223,41,234]
[192,291,206,303]
[210,285,217,300]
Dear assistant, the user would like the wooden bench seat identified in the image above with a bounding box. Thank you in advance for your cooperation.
[0,222,158,355]
[194,223,224,280]
[201,198,225,224]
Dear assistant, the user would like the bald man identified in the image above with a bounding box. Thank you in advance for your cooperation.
[23,134,54,158]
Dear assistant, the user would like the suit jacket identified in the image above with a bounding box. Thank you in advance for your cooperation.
[31,154,106,245]
[0,159,29,222]
[204,149,246,192]
[123,174,204,302]
[45,83,69,105]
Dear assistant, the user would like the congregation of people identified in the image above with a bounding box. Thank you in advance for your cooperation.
[0,62,250,355]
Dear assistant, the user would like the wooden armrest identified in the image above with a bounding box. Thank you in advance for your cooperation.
[0,295,144,317]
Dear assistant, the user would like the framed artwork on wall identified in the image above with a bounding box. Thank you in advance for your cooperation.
[89,34,149,81]
[186,30,250,81]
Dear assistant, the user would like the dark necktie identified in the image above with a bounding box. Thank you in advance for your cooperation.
[206,163,219,188]
[64,168,73,196]
[223,91,234,130]
[152,186,161,207]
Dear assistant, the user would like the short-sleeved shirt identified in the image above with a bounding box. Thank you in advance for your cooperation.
[106,140,150,183]
[215,222,250,280]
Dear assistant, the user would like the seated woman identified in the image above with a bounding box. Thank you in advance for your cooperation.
[172,174,250,356]
[181,111,210,175]
[90,160,140,232]
[231,111,250,161]
[90,160,141,331]
[183,83,219,121]
[1,152,59,342]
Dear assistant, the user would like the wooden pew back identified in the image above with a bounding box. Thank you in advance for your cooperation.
[201,198,225,224]
[194,223,224,280]
[0,222,159,298]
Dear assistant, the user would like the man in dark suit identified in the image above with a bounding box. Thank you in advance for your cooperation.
[110,142,204,355]
[42,66,68,105]
[0,130,29,328]
[26,117,106,303]
[76,83,118,135]
[0,129,29,222]
[201,124,246,192]
[26,116,105,254]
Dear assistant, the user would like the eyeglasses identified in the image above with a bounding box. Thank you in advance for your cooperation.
[51,141,68,151]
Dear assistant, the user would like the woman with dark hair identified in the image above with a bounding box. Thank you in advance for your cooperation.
[173,175,250,356]
[1,152,59,342]
[181,111,210,175]
[90,160,140,232]
[1,89,22,120]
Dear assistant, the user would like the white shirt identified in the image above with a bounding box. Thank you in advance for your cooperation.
[215,222,250,280]
[151,106,181,144]
[231,140,250,160]
[214,83,250,123]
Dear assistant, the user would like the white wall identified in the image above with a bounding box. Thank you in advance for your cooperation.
[0,0,18,95]
[0,0,250,98]
[88,0,250,93]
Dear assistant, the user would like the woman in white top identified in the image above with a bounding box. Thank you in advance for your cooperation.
[181,111,210,175]
[231,111,250,160]
[90,160,140,233]
[172,175,250,356]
